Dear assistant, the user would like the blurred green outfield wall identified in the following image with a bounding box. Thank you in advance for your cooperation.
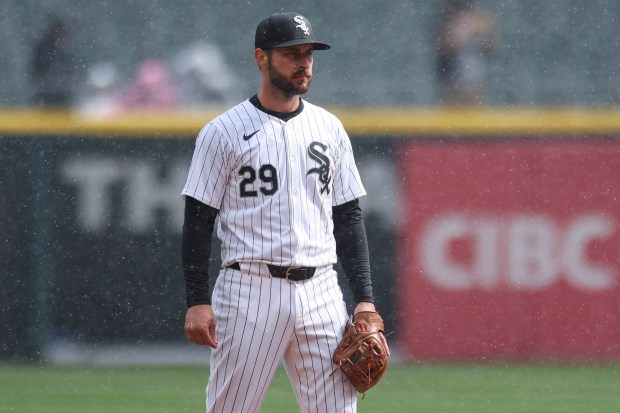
[1,108,619,361]
[0,115,401,361]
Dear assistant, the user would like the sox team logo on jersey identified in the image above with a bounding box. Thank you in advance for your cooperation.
[307,141,331,194]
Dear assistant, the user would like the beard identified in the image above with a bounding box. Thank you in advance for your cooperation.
[267,58,312,96]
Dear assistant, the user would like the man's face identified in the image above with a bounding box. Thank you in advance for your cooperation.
[266,44,314,96]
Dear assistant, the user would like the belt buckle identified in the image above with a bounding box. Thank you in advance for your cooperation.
[285,266,300,281]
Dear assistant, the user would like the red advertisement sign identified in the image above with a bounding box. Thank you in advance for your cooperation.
[397,140,620,360]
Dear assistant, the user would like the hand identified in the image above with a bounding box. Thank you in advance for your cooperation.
[353,302,390,357]
[184,304,218,348]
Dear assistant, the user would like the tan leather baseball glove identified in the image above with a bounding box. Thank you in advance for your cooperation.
[332,311,389,394]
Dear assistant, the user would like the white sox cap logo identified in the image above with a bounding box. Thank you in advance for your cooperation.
[294,15,310,36]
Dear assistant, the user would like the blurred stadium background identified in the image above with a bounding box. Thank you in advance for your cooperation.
[1,1,620,411]
[2,0,619,106]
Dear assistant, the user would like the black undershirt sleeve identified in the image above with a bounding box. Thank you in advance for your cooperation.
[332,198,375,304]
[182,196,218,307]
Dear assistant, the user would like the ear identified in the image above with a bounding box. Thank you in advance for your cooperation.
[254,48,268,69]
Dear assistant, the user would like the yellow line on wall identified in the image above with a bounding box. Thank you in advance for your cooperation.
[333,107,620,136]
[1,107,620,137]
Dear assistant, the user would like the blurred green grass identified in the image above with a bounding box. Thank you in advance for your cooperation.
[2,363,620,412]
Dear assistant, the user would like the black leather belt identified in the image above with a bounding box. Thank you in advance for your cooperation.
[227,262,316,281]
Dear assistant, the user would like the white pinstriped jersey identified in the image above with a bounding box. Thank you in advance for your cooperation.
[182,98,366,268]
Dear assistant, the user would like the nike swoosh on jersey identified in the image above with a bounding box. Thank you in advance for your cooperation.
[243,130,259,141]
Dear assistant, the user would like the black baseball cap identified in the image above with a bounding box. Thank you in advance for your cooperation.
[255,12,331,50]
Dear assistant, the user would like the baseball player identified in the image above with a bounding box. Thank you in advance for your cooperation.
[181,12,389,413]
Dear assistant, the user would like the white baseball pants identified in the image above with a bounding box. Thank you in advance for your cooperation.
[206,264,357,412]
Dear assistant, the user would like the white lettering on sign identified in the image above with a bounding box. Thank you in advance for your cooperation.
[60,158,187,233]
[420,214,615,292]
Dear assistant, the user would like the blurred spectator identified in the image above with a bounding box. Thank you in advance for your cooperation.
[120,59,179,109]
[31,17,76,107]
[436,0,497,105]
[171,42,238,107]
[74,62,122,118]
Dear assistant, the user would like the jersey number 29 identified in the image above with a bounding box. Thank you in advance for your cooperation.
[239,164,279,197]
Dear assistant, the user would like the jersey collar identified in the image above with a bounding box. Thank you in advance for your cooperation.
[249,94,304,121]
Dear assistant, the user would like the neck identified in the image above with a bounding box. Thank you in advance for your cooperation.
[257,86,300,113]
